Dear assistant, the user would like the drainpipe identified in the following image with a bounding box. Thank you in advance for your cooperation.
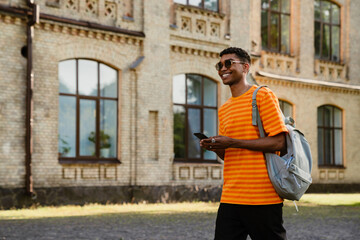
[25,0,39,198]
[129,56,144,188]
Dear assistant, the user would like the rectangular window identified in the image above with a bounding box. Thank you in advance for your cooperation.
[58,59,119,163]
[314,0,341,62]
[317,105,343,167]
[173,74,218,163]
[261,0,291,54]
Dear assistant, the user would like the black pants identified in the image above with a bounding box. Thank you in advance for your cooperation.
[214,203,287,240]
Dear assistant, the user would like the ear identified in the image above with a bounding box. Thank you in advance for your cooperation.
[243,63,250,74]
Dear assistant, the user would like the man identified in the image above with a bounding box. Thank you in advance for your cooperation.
[200,47,288,240]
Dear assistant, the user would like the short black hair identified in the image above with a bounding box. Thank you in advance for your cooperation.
[219,47,251,64]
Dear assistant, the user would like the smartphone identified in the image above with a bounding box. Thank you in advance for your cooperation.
[193,133,209,140]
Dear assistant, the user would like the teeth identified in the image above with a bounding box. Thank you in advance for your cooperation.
[222,73,230,77]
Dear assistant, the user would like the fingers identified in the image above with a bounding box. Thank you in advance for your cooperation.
[200,136,224,150]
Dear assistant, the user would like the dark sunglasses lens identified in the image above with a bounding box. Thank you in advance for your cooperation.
[216,62,223,70]
[224,59,232,68]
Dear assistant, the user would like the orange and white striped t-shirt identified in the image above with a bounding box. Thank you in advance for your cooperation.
[218,85,288,205]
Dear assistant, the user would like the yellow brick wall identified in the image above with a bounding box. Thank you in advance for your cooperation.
[0,0,359,190]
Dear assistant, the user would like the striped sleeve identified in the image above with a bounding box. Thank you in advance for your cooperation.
[219,117,225,136]
[258,88,288,137]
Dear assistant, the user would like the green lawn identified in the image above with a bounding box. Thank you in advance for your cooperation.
[0,193,359,220]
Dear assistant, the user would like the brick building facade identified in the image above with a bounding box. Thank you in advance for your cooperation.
[0,0,359,208]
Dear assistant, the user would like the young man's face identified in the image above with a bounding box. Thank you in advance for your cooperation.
[217,53,248,86]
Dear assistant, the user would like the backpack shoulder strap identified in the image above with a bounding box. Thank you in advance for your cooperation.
[251,85,267,138]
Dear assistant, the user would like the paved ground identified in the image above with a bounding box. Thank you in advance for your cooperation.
[0,205,359,240]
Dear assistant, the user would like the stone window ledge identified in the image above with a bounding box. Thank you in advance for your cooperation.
[314,59,347,81]
[259,50,297,75]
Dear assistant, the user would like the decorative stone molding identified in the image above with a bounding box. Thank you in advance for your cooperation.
[171,45,219,58]
[65,0,79,12]
[37,0,137,29]
[314,59,347,82]
[173,163,223,182]
[259,51,297,76]
[171,3,227,42]
[319,169,345,181]
[62,165,119,180]
[85,0,99,17]
[0,14,23,25]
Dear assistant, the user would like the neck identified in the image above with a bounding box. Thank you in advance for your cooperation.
[230,79,251,98]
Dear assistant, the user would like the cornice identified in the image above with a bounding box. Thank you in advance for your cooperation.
[256,71,360,95]
[35,21,143,46]
[171,45,220,58]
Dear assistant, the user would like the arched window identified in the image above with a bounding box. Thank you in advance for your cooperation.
[261,0,291,53]
[173,74,218,162]
[279,99,293,117]
[58,59,119,163]
[314,0,340,62]
[174,0,219,12]
[317,105,343,166]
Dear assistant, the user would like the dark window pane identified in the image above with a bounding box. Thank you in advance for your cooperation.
[314,21,321,57]
[314,0,321,20]
[281,15,290,53]
[331,26,340,62]
[173,105,186,158]
[322,24,330,59]
[317,106,324,126]
[332,5,340,24]
[100,64,117,98]
[100,100,117,158]
[321,1,331,23]
[261,10,269,49]
[80,99,96,156]
[324,128,333,165]
[58,96,76,157]
[203,109,217,160]
[173,74,186,104]
[78,60,98,96]
[334,107,342,127]
[189,0,202,8]
[203,78,217,107]
[270,13,280,50]
[59,60,76,94]
[205,0,218,11]
[323,105,333,127]
[188,108,201,158]
[187,75,202,105]
[334,129,343,165]
[270,0,279,11]
[279,100,292,117]
[318,128,324,165]
[281,0,290,13]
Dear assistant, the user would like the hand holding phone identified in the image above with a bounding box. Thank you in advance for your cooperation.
[193,133,209,140]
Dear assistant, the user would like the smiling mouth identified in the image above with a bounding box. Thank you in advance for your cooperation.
[221,73,231,79]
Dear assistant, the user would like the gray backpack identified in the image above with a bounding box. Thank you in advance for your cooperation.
[252,86,313,201]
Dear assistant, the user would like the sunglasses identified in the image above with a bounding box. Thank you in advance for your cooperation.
[215,59,246,71]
